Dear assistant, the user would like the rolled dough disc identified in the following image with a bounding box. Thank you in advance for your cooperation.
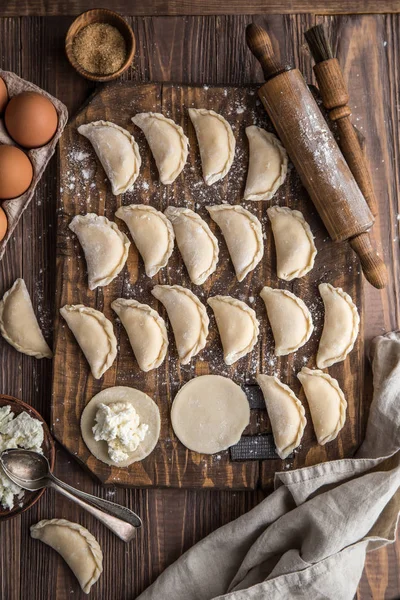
[80,386,160,467]
[171,375,250,454]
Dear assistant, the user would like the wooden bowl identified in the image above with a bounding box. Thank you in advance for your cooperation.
[0,395,55,521]
[65,9,135,82]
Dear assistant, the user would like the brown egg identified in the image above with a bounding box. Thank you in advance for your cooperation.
[5,91,58,149]
[0,206,8,241]
[0,78,8,115]
[0,145,33,199]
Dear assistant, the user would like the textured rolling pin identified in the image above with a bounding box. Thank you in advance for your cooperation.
[246,23,387,289]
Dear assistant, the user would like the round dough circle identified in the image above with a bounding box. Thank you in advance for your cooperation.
[80,386,160,467]
[171,375,250,454]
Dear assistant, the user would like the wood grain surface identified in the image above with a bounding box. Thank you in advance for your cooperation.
[53,81,363,490]
[0,9,399,600]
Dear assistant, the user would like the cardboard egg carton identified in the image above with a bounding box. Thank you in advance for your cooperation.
[0,69,68,259]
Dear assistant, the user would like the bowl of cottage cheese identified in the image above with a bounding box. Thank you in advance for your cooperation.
[0,395,55,520]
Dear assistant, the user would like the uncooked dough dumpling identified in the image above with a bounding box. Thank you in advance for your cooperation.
[60,304,117,379]
[151,285,209,364]
[31,519,103,594]
[298,367,347,445]
[78,120,141,195]
[244,126,288,201]
[260,287,313,356]
[317,283,360,369]
[207,295,259,365]
[206,204,263,282]
[115,204,174,277]
[0,278,53,359]
[111,298,168,372]
[171,375,250,454]
[69,213,130,290]
[81,386,161,466]
[188,108,235,185]
[132,112,188,184]
[164,206,219,285]
[267,206,317,280]
[257,374,306,459]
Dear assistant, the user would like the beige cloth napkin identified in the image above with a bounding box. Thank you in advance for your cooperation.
[138,331,400,600]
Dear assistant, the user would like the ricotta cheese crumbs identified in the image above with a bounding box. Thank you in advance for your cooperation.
[0,405,44,510]
[92,402,149,463]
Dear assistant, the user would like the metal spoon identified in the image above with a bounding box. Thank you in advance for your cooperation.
[0,448,142,542]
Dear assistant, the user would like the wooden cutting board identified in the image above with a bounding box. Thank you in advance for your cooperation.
[52,82,364,490]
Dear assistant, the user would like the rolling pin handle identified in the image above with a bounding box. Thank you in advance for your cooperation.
[349,232,388,289]
[246,23,286,80]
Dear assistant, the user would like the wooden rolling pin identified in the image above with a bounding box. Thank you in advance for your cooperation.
[246,23,387,289]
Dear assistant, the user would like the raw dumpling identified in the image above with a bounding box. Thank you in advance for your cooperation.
[78,120,140,195]
[111,298,168,372]
[164,206,219,285]
[31,519,103,594]
[132,112,188,184]
[115,204,174,277]
[207,295,259,365]
[69,213,130,290]
[267,206,317,280]
[260,287,313,356]
[244,126,288,201]
[151,285,209,364]
[297,367,347,445]
[206,205,263,282]
[317,283,360,369]
[0,278,52,359]
[188,108,235,185]
[60,305,117,379]
[256,374,306,459]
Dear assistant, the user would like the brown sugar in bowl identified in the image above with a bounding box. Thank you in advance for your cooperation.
[65,9,136,82]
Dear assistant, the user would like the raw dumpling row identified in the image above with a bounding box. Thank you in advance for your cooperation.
[80,116,288,199]
[258,367,348,458]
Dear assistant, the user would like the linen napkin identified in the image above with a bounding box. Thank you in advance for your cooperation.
[138,331,400,600]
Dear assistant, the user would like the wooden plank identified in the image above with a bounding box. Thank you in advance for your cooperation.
[0,12,398,600]
[2,1,400,17]
[52,79,363,490]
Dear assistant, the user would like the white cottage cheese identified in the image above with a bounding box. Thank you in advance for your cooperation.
[92,402,148,463]
[0,405,44,510]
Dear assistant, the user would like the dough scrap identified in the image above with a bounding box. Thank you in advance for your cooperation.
[206,204,263,282]
[31,519,103,594]
[132,112,188,184]
[207,295,259,365]
[297,367,347,445]
[0,278,52,359]
[267,206,317,280]
[244,126,288,201]
[260,286,313,356]
[69,213,130,290]
[60,304,117,379]
[317,283,360,369]
[78,120,141,195]
[111,298,168,372]
[164,206,219,285]
[115,204,174,277]
[188,108,235,185]
[80,386,160,466]
[171,375,250,454]
[257,374,306,459]
[151,285,209,364]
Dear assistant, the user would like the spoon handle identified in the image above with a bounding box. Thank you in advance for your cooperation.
[48,478,140,542]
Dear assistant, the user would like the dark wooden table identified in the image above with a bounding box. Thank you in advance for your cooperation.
[1,3,399,599]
